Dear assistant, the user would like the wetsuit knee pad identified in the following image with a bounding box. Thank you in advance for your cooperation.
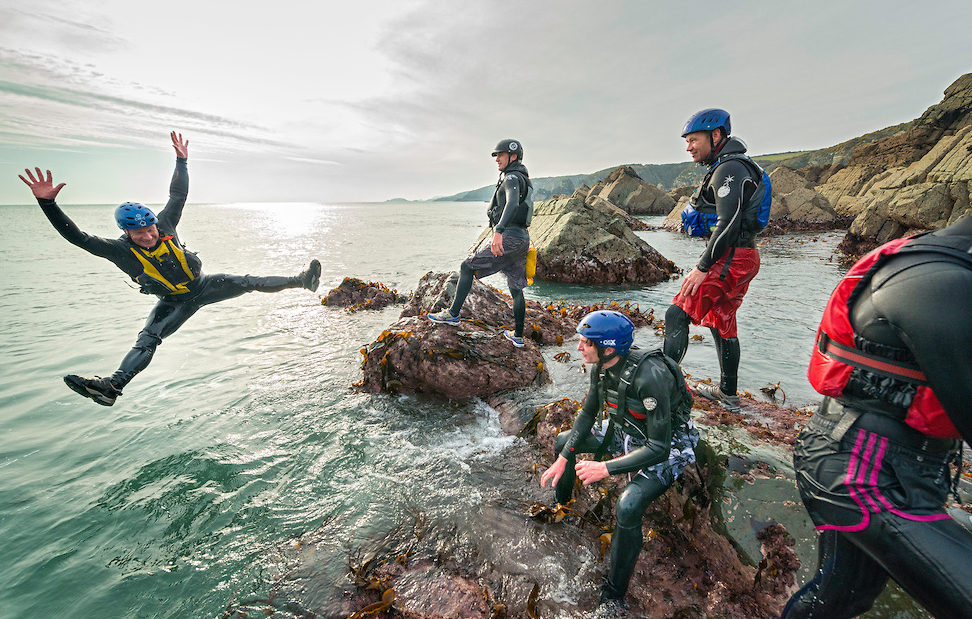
[554,431,570,456]
[134,330,163,350]
[664,304,691,362]
[459,261,475,278]
[614,485,652,529]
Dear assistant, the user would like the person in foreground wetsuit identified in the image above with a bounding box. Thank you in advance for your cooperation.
[540,311,698,610]
[663,108,762,413]
[427,139,533,347]
[780,214,972,619]
[19,131,322,407]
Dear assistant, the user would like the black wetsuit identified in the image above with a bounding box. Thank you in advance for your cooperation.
[554,349,698,600]
[37,158,311,392]
[781,216,972,619]
[664,137,762,396]
[449,160,532,335]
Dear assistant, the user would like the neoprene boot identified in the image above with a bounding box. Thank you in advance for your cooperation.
[300,259,322,292]
[63,375,123,406]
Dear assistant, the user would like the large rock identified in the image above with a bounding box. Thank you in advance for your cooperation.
[530,196,678,284]
[775,187,839,223]
[586,165,677,215]
[356,315,549,398]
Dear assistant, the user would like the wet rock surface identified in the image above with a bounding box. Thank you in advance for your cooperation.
[323,277,408,312]
[236,395,806,619]
[355,315,549,398]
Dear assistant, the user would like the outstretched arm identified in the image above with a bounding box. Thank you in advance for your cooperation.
[158,131,190,228]
[19,167,66,201]
[20,168,120,257]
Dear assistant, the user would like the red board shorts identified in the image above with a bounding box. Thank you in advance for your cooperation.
[672,247,759,338]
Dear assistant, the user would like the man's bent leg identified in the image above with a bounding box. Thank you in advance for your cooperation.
[511,287,525,337]
[449,262,476,316]
[603,473,671,602]
[664,304,691,363]
[110,298,199,389]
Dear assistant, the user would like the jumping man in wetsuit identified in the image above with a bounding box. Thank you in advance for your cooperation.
[19,131,322,406]
[781,214,972,619]
[664,109,763,413]
[427,139,533,347]
[541,311,698,611]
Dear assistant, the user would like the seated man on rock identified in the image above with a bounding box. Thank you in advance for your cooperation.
[428,139,533,347]
[540,310,698,610]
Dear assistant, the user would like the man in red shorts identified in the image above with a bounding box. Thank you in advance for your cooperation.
[663,109,765,412]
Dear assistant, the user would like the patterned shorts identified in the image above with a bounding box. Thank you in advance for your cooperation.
[592,418,700,485]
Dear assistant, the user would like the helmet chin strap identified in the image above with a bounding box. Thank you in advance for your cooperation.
[707,130,728,164]
[596,345,619,365]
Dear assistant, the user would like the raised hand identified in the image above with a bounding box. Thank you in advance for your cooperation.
[170,131,189,158]
[19,167,66,201]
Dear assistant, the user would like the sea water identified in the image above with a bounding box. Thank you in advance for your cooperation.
[0,201,928,617]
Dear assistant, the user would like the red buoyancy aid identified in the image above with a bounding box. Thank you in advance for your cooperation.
[808,235,961,439]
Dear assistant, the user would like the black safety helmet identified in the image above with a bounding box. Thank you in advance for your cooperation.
[491,139,523,161]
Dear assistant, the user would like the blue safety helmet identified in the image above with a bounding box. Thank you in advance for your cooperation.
[114,202,158,229]
[576,310,635,356]
[492,139,524,161]
[681,108,731,138]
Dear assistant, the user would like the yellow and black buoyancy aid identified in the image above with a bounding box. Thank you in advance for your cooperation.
[129,235,201,296]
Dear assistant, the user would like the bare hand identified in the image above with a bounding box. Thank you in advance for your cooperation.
[490,231,504,256]
[540,456,568,488]
[171,131,189,158]
[575,459,609,485]
[678,267,707,297]
[19,167,65,201]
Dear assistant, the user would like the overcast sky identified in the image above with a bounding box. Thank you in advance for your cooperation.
[1,0,970,205]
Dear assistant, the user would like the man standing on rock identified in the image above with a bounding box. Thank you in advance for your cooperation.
[19,131,322,407]
[664,109,764,412]
[781,214,972,619]
[541,311,698,610]
[428,139,533,347]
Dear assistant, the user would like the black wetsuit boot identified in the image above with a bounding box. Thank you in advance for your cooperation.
[601,520,642,604]
[708,328,740,395]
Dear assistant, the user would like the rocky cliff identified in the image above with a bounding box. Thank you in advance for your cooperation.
[810,73,972,253]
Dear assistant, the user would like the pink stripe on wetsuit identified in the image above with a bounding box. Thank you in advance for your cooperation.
[817,428,952,532]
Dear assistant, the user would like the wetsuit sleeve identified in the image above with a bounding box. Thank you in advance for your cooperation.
[493,174,522,234]
[36,198,125,260]
[560,370,602,458]
[697,160,752,272]
[156,158,189,228]
[604,362,674,476]
[861,259,972,442]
